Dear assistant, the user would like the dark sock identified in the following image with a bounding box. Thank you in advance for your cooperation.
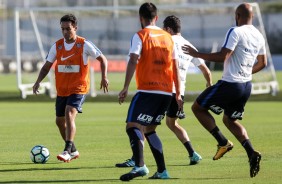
[183,141,194,157]
[126,127,144,167]
[64,141,73,154]
[210,126,228,146]
[145,131,166,173]
[71,142,77,153]
[241,139,254,159]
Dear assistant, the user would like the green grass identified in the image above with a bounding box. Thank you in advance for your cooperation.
[0,101,281,183]
[0,71,282,101]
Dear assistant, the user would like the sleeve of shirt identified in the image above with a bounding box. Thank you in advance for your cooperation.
[258,39,266,55]
[129,33,142,55]
[45,43,57,63]
[222,27,239,51]
[83,40,103,65]
[84,40,102,58]
[189,43,205,66]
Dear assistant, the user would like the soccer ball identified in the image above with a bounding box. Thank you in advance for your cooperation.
[30,145,50,164]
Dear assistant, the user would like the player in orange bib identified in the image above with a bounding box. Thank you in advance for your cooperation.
[118,3,183,181]
[33,14,109,162]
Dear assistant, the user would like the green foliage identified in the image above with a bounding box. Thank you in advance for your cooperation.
[0,101,281,183]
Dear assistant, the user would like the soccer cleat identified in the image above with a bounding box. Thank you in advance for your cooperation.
[213,140,234,160]
[149,170,170,179]
[115,158,135,167]
[70,150,79,160]
[190,151,202,165]
[249,151,261,178]
[120,165,149,181]
[57,151,71,162]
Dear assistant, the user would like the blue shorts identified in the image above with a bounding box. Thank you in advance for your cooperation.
[56,94,86,117]
[166,93,185,118]
[126,92,172,126]
[196,80,252,120]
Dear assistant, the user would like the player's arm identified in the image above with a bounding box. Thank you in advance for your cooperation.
[252,54,267,74]
[85,40,109,93]
[172,58,183,111]
[198,64,212,87]
[96,54,109,93]
[182,46,233,63]
[33,61,53,95]
[118,53,138,104]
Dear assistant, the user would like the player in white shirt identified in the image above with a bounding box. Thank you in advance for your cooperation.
[182,3,267,178]
[163,15,212,165]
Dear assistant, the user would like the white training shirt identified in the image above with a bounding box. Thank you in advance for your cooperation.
[172,35,205,95]
[222,25,266,83]
[46,39,102,65]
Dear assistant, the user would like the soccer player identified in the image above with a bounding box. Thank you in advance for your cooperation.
[116,15,212,168]
[182,3,267,177]
[118,2,183,181]
[32,14,109,162]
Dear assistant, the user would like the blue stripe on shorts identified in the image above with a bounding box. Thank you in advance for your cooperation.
[200,80,223,107]
[127,92,140,122]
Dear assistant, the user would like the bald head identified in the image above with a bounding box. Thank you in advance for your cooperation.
[235,3,253,26]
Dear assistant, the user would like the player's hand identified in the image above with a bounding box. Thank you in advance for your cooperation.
[175,94,184,112]
[182,44,198,57]
[206,82,212,88]
[32,82,40,95]
[100,78,109,93]
[118,88,128,105]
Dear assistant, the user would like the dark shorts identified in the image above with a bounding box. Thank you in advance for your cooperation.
[166,93,185,118]
[196,80,252,120]
[126,92,172,126]
[56,94,86,117]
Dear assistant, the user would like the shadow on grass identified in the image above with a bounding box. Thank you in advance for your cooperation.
[0,179,120,183]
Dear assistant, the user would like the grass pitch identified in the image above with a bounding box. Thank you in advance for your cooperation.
[0,101,281,183]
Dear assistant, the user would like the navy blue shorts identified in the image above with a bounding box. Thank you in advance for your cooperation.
[126,92,172,126]
[56,94,86,117]
[166,93,185,118]
[196,80,252,120]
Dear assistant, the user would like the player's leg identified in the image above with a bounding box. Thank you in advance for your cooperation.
[120,122,149,181]
[145,125,169,179]
[166,117,202,165]
[64,105,78,153]
[57,94,85,162]
[120,92,149,181]
[145,93,171,179]
[192,81,233,160]
[56,116,79,161]
[55,96,72,162]
[56,116,66,141]
[166,95,201,165]
[223,81,261,177]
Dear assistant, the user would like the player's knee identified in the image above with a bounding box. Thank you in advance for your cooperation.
[191,101,200,113]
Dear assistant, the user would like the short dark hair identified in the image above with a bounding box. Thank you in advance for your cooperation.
[163,15,181,33]
[139,2,157,21]
[60,14,77,26]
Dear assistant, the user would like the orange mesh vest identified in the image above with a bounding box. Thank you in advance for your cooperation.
[55,36,89,96]
[136,28,174,93]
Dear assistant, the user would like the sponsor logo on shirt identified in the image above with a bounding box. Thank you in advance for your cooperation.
[61,54,75,61]
[58,65,80,73]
